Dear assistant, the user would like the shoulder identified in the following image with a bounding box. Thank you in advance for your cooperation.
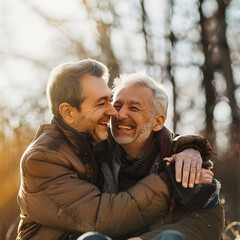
[21,123,74,170]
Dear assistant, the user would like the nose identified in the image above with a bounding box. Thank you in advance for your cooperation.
[106,103,118,117]
[117,106,128,120]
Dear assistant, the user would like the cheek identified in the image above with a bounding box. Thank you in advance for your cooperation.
[137,120,152,135]
[95,108,107,118]
[135,115,151,127]
[84,109,103,122]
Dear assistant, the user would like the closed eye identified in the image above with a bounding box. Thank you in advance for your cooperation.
[97,102,105,106]
[130,106,139,111]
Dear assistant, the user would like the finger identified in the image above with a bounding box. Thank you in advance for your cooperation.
[208,169,214,177]
[174,155,183,183]
[194,163,202,184]
[202,169,214,178]
[204,173,213,180]
[188,164,197,188]
[203,177,213,184]
[181,160,191,188]
[181,149,202,184]
[199,169,213,184]
[163,157,174,163]
[163,157,174,167]
[165,162,171,167]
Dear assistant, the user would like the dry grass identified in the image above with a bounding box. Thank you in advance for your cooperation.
[0,126,34,207]
[0,124,35,239]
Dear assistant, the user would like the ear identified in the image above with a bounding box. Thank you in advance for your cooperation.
[59,103,75,124]
[152,114,166,132]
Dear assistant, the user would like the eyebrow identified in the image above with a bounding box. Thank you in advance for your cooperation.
[95,95,113,103]
[114,100,142,107]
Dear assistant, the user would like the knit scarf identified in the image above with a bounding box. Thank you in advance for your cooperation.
[101,127,173,193]
[116,139,159,191]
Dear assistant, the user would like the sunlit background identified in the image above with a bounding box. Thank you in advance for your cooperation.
[0,0,240,239]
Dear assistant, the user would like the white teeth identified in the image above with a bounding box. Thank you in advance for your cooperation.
[99,121,109,124]
[118,125,132,130]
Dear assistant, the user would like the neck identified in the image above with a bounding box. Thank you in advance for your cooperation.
[121,134,154,159]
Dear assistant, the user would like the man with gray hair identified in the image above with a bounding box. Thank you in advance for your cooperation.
[17,59,218,240]
[102,72,224,240]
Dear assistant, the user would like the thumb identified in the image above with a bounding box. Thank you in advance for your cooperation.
[163,157,174,166]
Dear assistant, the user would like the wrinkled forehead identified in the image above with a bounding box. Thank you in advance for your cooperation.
[113,84,153,106]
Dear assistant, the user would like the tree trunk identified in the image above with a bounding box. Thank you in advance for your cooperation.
[164,0,178,132]
[140,0,154,66]
[83,0,120,88]
[199,0,216,144]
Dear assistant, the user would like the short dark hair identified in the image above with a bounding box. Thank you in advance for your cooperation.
[47,59,109,119]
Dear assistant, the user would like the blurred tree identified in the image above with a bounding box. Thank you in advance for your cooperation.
[199,0,217,145]
[164,0,178,132]
[140,0,154,66]
[83,0,120,87]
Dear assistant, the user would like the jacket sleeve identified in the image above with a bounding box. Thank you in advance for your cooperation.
[165,166,220,211]
[171,134,214,169]
[19,151,172,238]
[139,203,224,240]
[155,126,214,169]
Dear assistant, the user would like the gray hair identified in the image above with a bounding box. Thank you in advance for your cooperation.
[112,72,168,117]
[47,59,109,119]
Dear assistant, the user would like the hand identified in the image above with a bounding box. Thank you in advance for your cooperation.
[128,238,142,240]
[164,148,202,188]
[199,168,214,184]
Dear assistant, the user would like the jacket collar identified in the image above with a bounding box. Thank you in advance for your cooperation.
[52,117,108,162]
[51,117,92,151]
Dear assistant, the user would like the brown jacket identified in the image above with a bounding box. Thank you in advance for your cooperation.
[17,119,173,240]
[108,127,224,240]
[110,157,224,240]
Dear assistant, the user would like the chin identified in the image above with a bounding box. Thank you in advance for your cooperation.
[113,135,134,145]
[99,132,109,141]
[92,131,109,145]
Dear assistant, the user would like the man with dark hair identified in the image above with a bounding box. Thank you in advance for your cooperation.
[17,59,217,240]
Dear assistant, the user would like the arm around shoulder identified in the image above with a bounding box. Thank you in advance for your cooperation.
[19,151,173,238]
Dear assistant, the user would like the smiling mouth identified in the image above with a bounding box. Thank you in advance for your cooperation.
[117,125,133,130]
[98,120,109,126]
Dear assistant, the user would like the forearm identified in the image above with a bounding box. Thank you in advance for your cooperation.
[166,165,220,211]
[96,173,172,237]
[22,157,172,238]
